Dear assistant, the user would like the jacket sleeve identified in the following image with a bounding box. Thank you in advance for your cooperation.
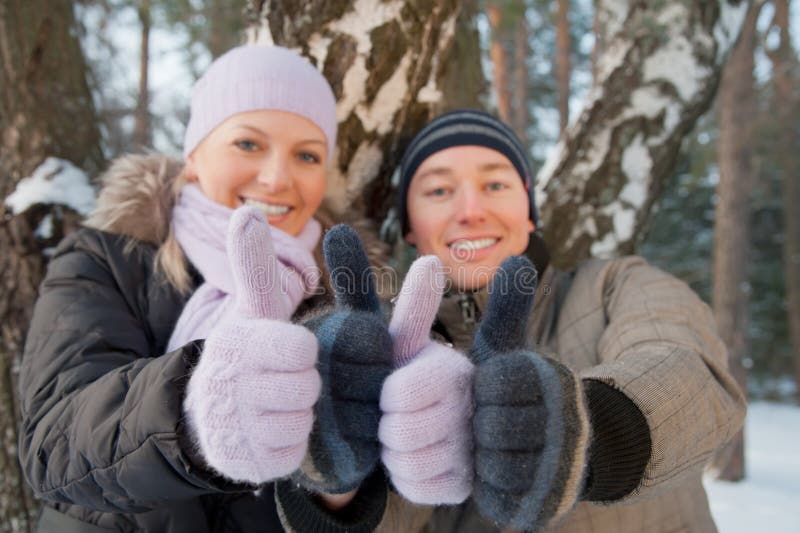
[577,256,746,502]
[18,230,246,513]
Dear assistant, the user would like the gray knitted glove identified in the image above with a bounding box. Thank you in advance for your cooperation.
[471,256,591,532]
[296,224,394,494]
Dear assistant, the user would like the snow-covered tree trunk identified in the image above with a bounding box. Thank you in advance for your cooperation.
[0,1,103,530]
[538,0,750,269]
[246,0,483,221]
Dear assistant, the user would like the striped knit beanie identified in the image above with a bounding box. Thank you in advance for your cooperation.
[397,109,537,236]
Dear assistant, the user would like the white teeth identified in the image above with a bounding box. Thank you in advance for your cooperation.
[245,199,290,216]
[450,238,498,251]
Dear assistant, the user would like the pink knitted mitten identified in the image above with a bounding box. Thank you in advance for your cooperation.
[380,255,475,504]
[184,207,321,484]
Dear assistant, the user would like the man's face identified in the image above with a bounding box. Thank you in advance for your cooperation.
[405,145,534,291]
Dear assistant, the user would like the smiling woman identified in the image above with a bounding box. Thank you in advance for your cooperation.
[186,109,328,236]
[17,44,394,533]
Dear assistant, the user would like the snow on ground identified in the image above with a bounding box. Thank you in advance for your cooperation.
[704,401,800,533]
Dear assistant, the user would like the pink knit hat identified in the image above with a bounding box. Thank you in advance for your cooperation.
[183,45,338,159]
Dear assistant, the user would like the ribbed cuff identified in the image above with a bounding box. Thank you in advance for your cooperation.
[274,468,388,533]
[580,380,651,502]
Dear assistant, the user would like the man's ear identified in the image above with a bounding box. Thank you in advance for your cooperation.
[404,230,417,246]
[526,220,535,234]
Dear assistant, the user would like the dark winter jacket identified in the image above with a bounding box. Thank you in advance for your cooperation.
[18,154,390,533]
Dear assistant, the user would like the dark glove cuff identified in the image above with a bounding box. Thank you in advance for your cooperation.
[580,379,651,502]
[275,468,388,533]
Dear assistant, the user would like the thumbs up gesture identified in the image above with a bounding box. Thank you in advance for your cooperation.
[184,207,321,484]
[471,256,591,531]
[379,256,474,504]
[296,225,394,494]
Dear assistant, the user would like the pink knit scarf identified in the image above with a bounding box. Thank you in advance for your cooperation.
[166,183,321,351]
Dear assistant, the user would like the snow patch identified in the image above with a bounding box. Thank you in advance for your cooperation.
[571,128,612,181]
[417,81,443,104]
[655,2,687,26]
[620,134,651,206]
[346,142,384,197]
[629,86,671,120]
[595,39,632,82]
[245,3,275,47]
[662,102,682,137]
[417,12,457,104]
[590,232,618,258]
[328,0,403,50]
[356,53,412,134]
[612,204,636,241]
[704,402,800,533]
[644,34,709,102]
[329,0,404,122]
[337,57,370,121]
[35,213,54,240]
[307,33,332,70]
[5,157,95,216]
[596,1,630,43]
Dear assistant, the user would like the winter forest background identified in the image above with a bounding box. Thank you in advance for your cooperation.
[1,0,799,531]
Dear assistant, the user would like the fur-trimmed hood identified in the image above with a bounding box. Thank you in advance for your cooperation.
[84,154,182,247]
[83,153,392,289]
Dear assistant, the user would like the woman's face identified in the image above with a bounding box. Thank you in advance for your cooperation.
[405,145,534,291]
[186,109,328,236]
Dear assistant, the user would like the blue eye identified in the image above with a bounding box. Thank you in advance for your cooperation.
[298,151,321,164]
[234,139,259,152]
[487,181,507,192]
[426,187,449,197]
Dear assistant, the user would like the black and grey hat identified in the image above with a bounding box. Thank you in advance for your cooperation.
[396,109,537,237]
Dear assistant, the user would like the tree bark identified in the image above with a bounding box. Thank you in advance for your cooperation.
[207,0,247,58]
[767,0,800,404]
[437,0,486,113]
[487,3,512,123]
[710,0,761,481]
[246,0,483,224]
[0,1,104,530]
[246,0,748,275]
[134,0,152,149]
[512,14,529,146]
[537,1,750,270]
[555,0,570,133]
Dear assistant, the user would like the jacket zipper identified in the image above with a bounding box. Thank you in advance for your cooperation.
[458,292,478,327]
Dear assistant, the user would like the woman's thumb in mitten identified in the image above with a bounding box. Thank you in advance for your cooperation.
[227,206,289,320]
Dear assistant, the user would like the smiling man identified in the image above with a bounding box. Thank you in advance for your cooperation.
[388,109,746,532]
